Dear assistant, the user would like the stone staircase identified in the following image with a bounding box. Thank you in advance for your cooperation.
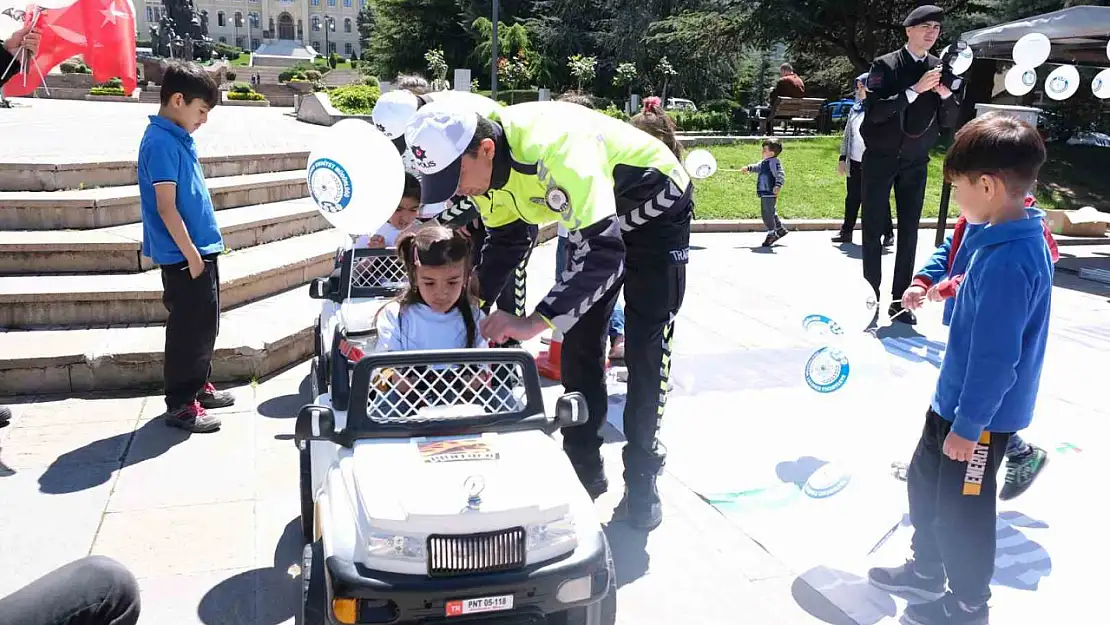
[0,152,338,395]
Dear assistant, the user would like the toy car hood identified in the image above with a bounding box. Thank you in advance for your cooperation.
[351,431,575,534]
[340,298,392,334]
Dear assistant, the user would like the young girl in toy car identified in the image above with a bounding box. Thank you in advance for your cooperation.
[368,224,519,419]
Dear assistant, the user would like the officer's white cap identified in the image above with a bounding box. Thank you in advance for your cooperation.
[404,104,479,205]
[371,90,421,140]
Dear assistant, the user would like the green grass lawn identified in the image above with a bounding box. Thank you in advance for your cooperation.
[692,137,1106,220]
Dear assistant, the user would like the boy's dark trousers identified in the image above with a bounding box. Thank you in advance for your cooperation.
[161,254,221,410]
[908,408,1011,606]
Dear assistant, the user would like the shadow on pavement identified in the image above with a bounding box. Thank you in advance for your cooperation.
[198,518,301,625]
[257,374,313,419]
[791,570,889,625]
[836,242,863,260]
[38,418,189,494]
[875,323,947,369]
[603,521,649,589]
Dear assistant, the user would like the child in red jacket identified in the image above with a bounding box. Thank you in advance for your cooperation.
[902,194,1057,501]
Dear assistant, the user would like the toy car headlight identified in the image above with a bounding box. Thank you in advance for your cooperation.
[367,530,425,562]
[526,515,577,560]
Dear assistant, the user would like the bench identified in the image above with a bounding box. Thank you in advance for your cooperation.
[759,97,827,135]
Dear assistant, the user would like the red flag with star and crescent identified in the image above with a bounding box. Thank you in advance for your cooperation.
[3,0,137,97]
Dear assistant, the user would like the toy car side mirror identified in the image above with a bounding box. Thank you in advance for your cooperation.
[308,278,329,300]
[554,392,589,428]
[294,405,336,448]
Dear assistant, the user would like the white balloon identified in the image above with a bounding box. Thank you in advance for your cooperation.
[683,149,718,179]
[306,118,405,236]
[1045,65,1080,101]
[1012,33,1051,68]
[940,44,974,76]
[1093,68,1110,100]
[1004,65,1038,97]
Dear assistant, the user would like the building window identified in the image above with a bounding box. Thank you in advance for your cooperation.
[217,11,225,27]
[234,11,242,28]
[327,0,336,6]
[146,6,152,21]
[311,16,320,31]
[344,42,352,55]
[343,18,351,33]
[249,12,260,28]
[344,0,351,6]
[152,7,161,21]
[236,36,245,48]
[218,36,227,43]
[311,41,320,51]
[249,0,259,3]
[251,38,260,50]
[311,0,319,5]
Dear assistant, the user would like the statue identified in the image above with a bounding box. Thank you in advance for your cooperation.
[148,0,214,60]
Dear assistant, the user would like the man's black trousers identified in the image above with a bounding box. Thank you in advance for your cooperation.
[161,254,221,410]
[907,408,1010,607]
[861,152,929,299]
[561,193,691,482]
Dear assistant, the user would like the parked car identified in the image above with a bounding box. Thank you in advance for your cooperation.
[665,97,697,113]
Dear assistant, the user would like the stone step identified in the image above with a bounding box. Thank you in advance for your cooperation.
[0,170,308,230]
[0,228,340,328]
[0,285,319,395]
[0,198,328,274]
[0,151,309,191]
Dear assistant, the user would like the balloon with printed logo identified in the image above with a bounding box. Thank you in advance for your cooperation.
[1045,65,1080,101]
[684,149,718,179]
[305,119,404,236]
[940,44,974,76]
[1004,65,1038,97]
[1093,69,1110,100]
[1012,33,1051,68]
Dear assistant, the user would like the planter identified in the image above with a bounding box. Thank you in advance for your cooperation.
[222,93,270,107]
[85,93,139,103]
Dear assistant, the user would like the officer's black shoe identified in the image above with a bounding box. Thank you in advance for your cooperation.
[570,456,608,500]
[831,230,852,244]
[617,476,663,531]
[889,302,917,326]
[883,233,895,248]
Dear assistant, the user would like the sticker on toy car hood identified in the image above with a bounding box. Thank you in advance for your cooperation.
[417,436,499,463]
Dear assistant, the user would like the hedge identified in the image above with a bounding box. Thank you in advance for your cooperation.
[228,91,266,101]
[89,86,126,96]
[329,84,381,114]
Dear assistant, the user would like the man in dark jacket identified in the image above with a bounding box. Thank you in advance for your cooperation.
[860,4,959,325]
[761,63,807,134]
[1,23,41,87]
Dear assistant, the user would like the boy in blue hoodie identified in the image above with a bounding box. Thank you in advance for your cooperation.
[742,139,788,247]
[869,113,1052,625]
[901,193,1057,502]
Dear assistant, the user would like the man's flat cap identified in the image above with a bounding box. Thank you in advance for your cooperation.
[904,5,944,27]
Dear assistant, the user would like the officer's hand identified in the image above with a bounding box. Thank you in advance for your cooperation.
[902,286,926,310]
[837,161,847,177]
[914,69,941,94]
[933,84,953,99]
[480,311,547,343]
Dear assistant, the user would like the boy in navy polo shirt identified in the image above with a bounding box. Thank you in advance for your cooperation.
[138,61,231,433]
[869,113,1052,625]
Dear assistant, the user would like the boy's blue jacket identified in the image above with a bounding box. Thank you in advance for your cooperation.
[913,204,1058,326]
[930,210,1054,442]
[743,156,785,197]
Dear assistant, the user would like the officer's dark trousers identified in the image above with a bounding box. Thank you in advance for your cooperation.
[471,221,536,319]
[0,556,141,625]
[861,152,929,299]
[562,185,692,484]
[907,409,1010,607]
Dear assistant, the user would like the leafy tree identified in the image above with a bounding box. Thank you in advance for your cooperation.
[567,54,598,92]
[356,4,375,58]
[471,17,533,68]
[656,56,676,101]
[425,48,451,90]
[613,61,637,106]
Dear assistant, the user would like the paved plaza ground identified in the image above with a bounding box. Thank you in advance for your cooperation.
[2,229,1107,624]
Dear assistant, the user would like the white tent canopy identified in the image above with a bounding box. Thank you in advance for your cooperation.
[961,5,1110,66]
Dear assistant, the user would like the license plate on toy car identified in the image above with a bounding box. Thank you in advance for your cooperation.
[445,594,514,617]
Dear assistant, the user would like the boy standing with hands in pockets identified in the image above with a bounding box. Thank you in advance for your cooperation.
[139,62,235,433]
[868,113,1053,625]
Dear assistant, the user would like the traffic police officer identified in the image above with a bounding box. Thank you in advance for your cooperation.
[405,101,694,530]
[373,89,537,325]
[860,4,960,324]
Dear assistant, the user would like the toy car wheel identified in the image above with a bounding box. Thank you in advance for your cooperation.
[310,355,328,400]
[313,318,322,359]
[297,540,326,625]
[550,574,616,625]
[299,443,314,545]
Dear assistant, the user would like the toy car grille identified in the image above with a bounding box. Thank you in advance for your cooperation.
[427,527,526,577]
[351,254,407,290]
[367,362,525,423]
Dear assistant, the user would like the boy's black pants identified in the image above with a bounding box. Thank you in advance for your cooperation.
[161,255,221,410]
[908,408,1011,606]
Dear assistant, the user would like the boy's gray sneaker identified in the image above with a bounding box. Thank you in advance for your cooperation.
[868,560,946,600]
[1000,445,1048,501]
[165,401,222,434]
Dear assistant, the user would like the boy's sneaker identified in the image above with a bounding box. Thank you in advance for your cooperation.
[775,226,789,241]
[164,401,222,433]
[868,560,946,600]
[761,232,779,247]
[1000,445,1048,501]
[198,382,236,410]
[902,593,988,625]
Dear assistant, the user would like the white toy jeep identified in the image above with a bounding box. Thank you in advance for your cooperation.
[307,246,408,409]
[293,348,617,625]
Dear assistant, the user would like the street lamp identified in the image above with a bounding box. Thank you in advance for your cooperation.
[490,0,499,98]
[323,15,335,56]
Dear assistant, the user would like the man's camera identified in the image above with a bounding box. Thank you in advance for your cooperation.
[939,40,969,91]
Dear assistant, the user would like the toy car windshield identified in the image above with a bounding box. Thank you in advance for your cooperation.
[335,247,408,301]
[341,348,550,441]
